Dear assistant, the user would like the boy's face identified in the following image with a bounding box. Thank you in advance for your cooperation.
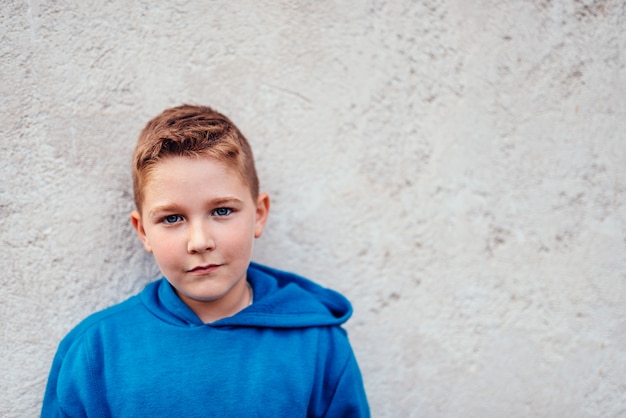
[130,156,269,320]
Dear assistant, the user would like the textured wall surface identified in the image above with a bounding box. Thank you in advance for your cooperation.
[2,1,625,416]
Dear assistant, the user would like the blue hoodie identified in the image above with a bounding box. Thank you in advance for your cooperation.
[42,262,369,417]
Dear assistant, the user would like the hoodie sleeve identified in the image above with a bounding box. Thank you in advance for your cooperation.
[41,349,70,418]
[322,350,370,418]
[309,327,370,418]
[41,333,110,418]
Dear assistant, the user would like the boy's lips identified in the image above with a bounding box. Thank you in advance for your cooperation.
[187,264,222,274]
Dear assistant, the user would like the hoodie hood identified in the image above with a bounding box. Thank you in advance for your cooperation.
[139,262,353,328]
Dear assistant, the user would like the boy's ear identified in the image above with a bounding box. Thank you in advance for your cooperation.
[130,210,153,253]
[254,193,270,239]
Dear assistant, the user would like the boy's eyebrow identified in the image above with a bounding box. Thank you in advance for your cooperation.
[208,197,244,206]
[148,197,244,217]
[149,204,182,218]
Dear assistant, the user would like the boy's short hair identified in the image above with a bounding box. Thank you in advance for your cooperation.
[132,105,259,211]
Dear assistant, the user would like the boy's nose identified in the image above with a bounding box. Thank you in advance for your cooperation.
[187,222,215,253]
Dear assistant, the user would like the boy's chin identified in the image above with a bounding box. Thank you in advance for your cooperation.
[173,282,241,304]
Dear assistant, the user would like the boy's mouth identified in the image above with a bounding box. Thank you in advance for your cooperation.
[188,264,221,274]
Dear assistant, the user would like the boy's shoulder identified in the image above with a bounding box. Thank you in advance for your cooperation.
[57,287,151,353]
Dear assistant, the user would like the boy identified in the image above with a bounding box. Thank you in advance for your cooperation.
[42,105,369,417]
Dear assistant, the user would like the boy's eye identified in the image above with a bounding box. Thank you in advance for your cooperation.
[213,207,232,217]
[163,215,183,224]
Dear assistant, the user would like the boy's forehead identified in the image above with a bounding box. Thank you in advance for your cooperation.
[141,155,252,196]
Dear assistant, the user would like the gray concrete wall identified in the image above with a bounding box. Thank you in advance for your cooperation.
[2,1,625,416]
